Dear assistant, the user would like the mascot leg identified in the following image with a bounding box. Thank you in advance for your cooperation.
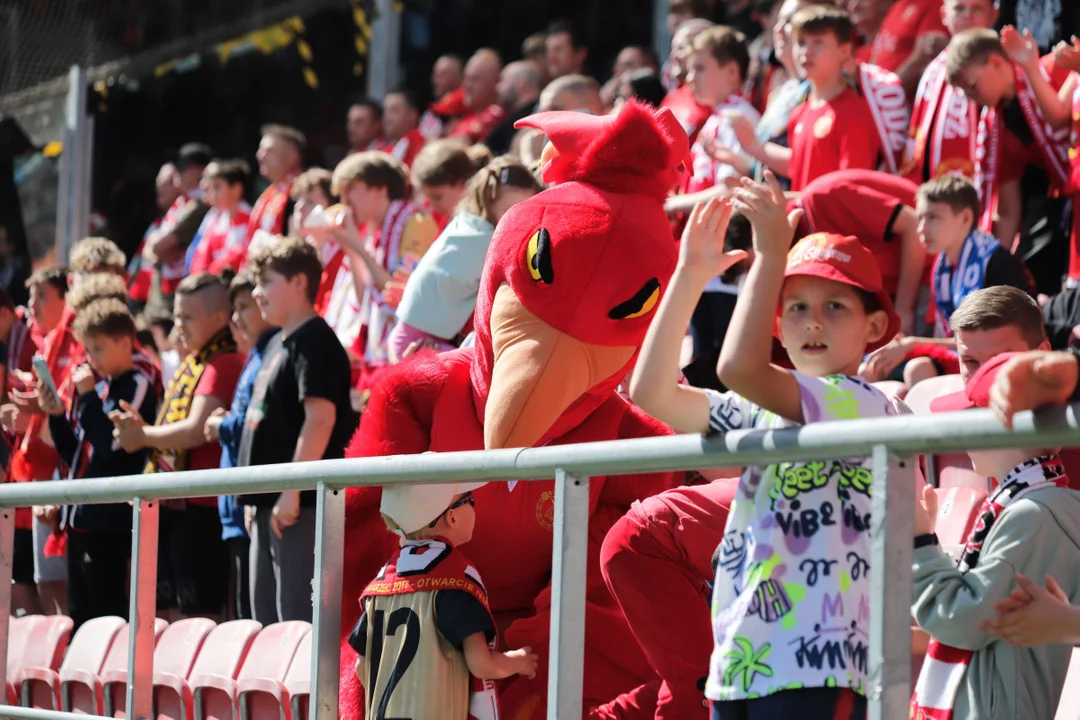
[596,481,738,719]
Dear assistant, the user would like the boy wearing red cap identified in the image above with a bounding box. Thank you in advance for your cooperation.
[624,173,905,718]
[910,352,1080,720]
[349,482,537,719]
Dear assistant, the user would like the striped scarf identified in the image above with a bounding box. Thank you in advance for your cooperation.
[145,327,236,474]
[911,455,1068,719]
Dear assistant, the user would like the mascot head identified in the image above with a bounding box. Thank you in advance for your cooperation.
[470,100,690,450]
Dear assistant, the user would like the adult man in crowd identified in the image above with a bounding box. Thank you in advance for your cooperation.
[546,19,589,79]
[420,55,465,140]
[601,45,660,108]
[485,60,543,155]
[129,162,183,309]
[345,98,384,155]
[448,48,505,144]
[113,273,244,622]
[378,89,425,168]
[248,125,305,252]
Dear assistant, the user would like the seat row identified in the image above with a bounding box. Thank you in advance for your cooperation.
[6,614,311,720]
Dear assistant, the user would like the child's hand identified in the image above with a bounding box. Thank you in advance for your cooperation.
[980,573,1076,647]
[731,172,802,260]
[72,364,96,396]
[1001,26,1039,69]
[677,197,747,281]
[505,646,538,679]
[37,380,64,417]
[862,336,912,381]
[721,110,758,153]
[1053,36,1080,72]
[914,483,937,537]
[204,407,227,442]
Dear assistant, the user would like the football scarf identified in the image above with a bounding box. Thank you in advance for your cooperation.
[904,51,979,181]
[912,455,1068,719]
[932,229,1001,337]
[247,176,295,241]
[858,63,910,175]
[145,327,235,474]
[361,538,501,720]
[974,61,1070,232]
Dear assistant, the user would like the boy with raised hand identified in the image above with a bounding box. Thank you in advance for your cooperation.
[861,175,1034,388]
[239,237,355,624]
[41,299,157,629]
[735,5,882,191]
[350,482,537,718]
[628,172,905,717]
[910,352,1080,720]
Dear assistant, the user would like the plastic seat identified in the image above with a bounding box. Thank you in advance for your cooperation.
[904,374,964,416]
[193,621,310,720]
[872,380,908,400]
[21,617,124,712]
[934,486,988,548]
[284,633,311,720]
[1054,646,1080,720]
[155,620,260,720]
[938,461,989,491]
[94,618,169,717]
[8,615,74,705]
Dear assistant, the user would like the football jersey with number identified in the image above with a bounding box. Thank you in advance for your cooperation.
[355,539,497,720]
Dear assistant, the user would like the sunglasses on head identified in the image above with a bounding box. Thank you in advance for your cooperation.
[428,491,475,528]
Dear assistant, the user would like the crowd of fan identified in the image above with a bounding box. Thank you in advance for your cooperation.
[2,0,1080,715]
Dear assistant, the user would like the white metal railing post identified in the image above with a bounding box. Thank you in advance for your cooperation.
[125,498,158,720]
[55,64,90,266]
[547,469,589,720]
[311,482,345,720]
[0,507,14,694]
[868,445,915,720]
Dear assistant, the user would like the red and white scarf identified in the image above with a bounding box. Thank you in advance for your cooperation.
[911,455,1068,719]
[361,200,424,367]
[247,176,295,242]
[859,63,910,175]
[1067,77,1080,283]
[904,51,979,181]
[974,62,1071,232]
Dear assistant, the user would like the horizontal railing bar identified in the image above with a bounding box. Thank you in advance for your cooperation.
[0,707,107,720]
[0,406,1074,506]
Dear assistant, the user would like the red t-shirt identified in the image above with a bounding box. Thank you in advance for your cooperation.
[796,169,918,296]
[185,352,245,505]
[870,0,947,73]
[787,88,883,191]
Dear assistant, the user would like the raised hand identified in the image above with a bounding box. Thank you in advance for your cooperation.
[677,197,747,282]
[988,351,1078,429]
[1001,26,1038,68]
[730,172,803,260]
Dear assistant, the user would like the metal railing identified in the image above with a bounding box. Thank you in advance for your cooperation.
[0,404,1076,720]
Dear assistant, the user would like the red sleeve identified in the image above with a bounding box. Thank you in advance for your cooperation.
[195,353,244,406]
[915,0,947,36]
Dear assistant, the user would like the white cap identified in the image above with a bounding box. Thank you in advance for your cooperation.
[381,482,487,535]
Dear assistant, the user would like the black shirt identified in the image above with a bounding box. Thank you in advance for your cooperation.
[237,316,356,507]
[985,246,1037,297]
[1043,287,1080,350]
[348,589,496,655]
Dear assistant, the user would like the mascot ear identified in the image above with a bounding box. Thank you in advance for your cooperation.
[515,111,612,184]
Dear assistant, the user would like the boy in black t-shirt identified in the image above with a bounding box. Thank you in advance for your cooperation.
[239,237,356,624]
[41,299,158,629]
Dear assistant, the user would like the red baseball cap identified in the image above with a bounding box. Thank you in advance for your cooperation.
[780,232,901,352]
[929,351,1023,413]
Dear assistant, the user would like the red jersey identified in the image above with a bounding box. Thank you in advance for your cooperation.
[787,88,883,191]
[374,129,427,168]
[447,105,506,145]
[869,0,947,73]
[188,204,253,276]
[661,86,713,148]
[247,177,295,242]
[796,169,918,296]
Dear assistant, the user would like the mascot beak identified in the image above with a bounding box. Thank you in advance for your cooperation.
[484,284,635,450]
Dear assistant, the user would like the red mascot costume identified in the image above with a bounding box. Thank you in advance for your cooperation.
[339,100,695,719]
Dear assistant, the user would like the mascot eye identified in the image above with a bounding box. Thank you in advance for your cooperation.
[609,278,661,320]
[526,228,555,284]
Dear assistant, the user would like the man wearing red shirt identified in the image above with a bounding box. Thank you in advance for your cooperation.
[113,274,244,622]
[869,0,949,95]
[793,169,925,333]
[248,125,304,248]
[374,89,425,169]
[447,49,506,144]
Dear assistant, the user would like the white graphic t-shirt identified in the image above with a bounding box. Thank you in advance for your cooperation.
[704,372,905,702]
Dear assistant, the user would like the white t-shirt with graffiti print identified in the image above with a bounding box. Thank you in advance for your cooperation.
[703,371,907,703]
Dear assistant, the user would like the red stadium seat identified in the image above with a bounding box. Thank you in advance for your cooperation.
[21,615,124,711]
[8,615,74,705]
[1054,646,1080,720]
[156,620,260,720]
[95,618,169,717]
[284,632,312,720]
[192,621,310,720]
[130,618,215,718]
[937,461,989,491]
[934,486,987,549]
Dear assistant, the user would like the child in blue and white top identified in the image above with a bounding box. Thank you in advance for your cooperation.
[630,172,908,719]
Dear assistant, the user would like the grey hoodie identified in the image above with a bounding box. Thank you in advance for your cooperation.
[913,482,1080,719]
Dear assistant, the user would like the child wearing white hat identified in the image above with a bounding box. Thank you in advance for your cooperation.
[348,481,538,719]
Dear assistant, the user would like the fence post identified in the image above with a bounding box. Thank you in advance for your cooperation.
[0,508,14,699]
[547,469,589,720]
[55,64,91,266]
[868,445,914,720]
[126,498,158,720]
[311,481,345,720]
